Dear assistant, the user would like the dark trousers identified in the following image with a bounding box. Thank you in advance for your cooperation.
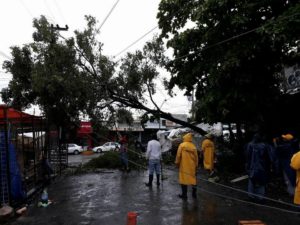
[180,185,197,198]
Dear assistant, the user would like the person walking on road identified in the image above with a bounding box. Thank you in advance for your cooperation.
[245,133,277,203]
[290,149,300,208]
[145,134,162,187]
[119,135,129,172]
[175,133,198,200]
[201,133,217,181]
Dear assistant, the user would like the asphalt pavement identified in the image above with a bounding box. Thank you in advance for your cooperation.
[67,153,100,167]
[7,163,300,225]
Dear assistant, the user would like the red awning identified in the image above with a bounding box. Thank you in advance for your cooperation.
[0,104,42,121]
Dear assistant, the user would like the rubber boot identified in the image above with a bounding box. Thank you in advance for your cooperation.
[156,174,160,186]
[192,186,197,199]
[178,185,187,200]
[145,175,153,187]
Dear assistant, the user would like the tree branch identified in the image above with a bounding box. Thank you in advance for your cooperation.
[108,88,207,135]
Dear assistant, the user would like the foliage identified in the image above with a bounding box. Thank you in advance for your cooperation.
[83,151,122,169]
[157,0,300,134]
[162,153,175,165]
[2,16,93,127]
[116,109,133,124]
[1,15,207,134]
[83,147,147,170]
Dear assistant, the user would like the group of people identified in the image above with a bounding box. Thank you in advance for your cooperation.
[144,132,216,200]
[121,131,300,208]
[174,132,218,199]
[244,132,300,207]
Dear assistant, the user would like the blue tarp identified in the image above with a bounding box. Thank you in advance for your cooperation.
[0,132,26,201]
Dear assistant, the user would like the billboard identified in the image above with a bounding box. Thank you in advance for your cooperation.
[284,65,300,94]
[78,121,92,134]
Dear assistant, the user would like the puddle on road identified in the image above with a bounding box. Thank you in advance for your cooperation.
[181,200,217,225]
[181,201,201,225]
[201,201,217,223]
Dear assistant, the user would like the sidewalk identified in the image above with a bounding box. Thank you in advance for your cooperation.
[7,168,300,225]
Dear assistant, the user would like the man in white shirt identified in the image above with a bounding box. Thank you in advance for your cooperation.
[145,134,162,187]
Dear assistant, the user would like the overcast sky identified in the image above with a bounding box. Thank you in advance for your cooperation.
[0,0,192,116]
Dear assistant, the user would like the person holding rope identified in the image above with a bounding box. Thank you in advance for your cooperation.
[175,132,198,200]
[145,134,162,187]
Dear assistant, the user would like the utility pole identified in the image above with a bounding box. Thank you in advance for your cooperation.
[49,24,69,175]
[50,24,68,43]
[51,24,69,31]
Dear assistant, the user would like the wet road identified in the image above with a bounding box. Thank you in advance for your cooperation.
[10,168,300,225]
[68,153,100,166]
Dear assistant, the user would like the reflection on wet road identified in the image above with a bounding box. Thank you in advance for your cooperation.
[9,167,300,225]
[68,153,100,166]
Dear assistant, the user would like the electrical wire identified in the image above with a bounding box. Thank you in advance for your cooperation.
[168,12,300,64]
[53,0,68,25]
[4,16,300,214]
[113,10,299,66]
[99,0,121,31]
[7,70,299,215]
[19,0,34,18]
[50,95,299,214]
[198,187,300,214]
[74,119,300,213]
[0,51,11,60]
[75,124,300,214]
[43,0,57,22]
[113,26,158,58]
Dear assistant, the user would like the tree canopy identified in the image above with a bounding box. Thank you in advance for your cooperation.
[157,0,300,135]
[1,15,206,134]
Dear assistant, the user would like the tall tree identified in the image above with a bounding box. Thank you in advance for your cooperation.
[1,15,207,135]
[157,0,300,134]
[2,16,91,127]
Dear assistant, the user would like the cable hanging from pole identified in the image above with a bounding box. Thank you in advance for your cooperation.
[99,0,121,31]
[113,26,158,58]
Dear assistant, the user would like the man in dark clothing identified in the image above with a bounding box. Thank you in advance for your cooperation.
[119,135,129,172]
[245,133,277,203]
[40,154,54,185]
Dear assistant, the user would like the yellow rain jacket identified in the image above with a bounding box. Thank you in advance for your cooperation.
[290,151,300,205]
[175,133,198,185]
[201,138,215,171]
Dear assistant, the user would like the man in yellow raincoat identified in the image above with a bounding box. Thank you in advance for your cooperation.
[290,150,300,207]
[175,133,198,200]
[201,134,215,177]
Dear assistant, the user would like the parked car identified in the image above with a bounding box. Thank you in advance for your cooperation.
[92,142,120,153]
[67,143,83,155]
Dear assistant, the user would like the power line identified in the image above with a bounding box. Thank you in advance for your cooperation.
[0,51,11,60]
[114,26,158,58]
[99,0,121,31]
[68,120,300,214]
[170,12,300,63]
[4,48,299,214]
[198,186,299,214]
[53,0,68,25]
[43,0,57,22]
[19,0,34,18]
